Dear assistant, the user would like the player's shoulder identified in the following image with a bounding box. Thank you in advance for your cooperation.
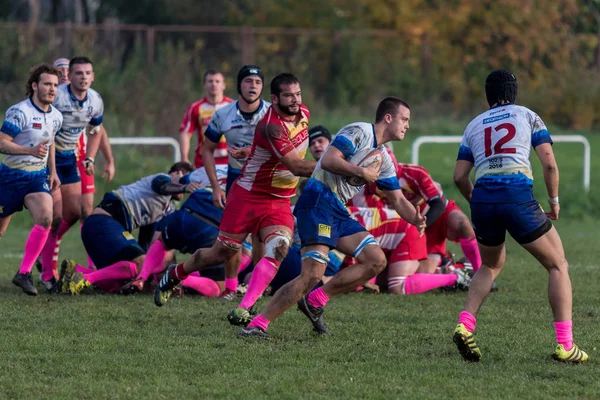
[186,98,206,111]
[213,101,238,117]
[300,104,310,119]
[399,163,430,176]
[8,98,31,113]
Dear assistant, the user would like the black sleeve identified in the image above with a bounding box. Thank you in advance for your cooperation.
[151,174,172,195]
[425,197,446,228]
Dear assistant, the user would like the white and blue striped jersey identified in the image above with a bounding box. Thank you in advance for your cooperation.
[52,84,103,152]
[180,165,229,191]
[458,103,552,183]
[204,100,270,172]
[0,98,63,171]
[311,122,399,205]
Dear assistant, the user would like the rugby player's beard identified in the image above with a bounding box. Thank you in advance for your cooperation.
[278,103,300,116]
[37,91,54,106]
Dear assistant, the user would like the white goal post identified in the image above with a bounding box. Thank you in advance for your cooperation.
[109,137,182,163]
[410,135,591,192]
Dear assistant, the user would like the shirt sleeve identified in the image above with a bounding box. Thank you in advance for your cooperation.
[151,174,173,194]
[205,111,223,144]
[1,106,27,138]
[411,167,441,200]
[457,132,474,163]
[530,112,553,148]
[179,103,199,134]
[89,94,104,126]
[330,125,365,159]
[375,149,400,191]
[264,121,296,158]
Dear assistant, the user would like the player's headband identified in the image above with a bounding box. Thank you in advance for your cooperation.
[53,58,70,68]
[308,126,332,144]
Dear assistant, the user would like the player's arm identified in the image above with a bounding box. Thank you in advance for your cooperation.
[265,122,315,177]
[98,125,115,182]
[320,146,380,182]
[534,142,560,219]
[0,132,46,156]
[454,142,475,202]
[178,105,197,164]
[423,197,445,228]
[382,188,426,234]
[47,142,60,191]
[179,130,192,164]
[412,168,445,227]
[151,174,200,195]
[203,121,226,208]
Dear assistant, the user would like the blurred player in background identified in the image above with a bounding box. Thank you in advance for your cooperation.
[179,69,233,168]
[53,58,70,85]
[154,74,316,326]
[452,69,587,363]
[202,65,270,298]
[307,125,331,161]
[241,97,426,338]
[38,57,114,289]
[0,64,62,295]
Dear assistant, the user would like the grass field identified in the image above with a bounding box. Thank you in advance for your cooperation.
[1,121,599,399]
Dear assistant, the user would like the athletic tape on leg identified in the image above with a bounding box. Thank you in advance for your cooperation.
[353,235,378,258]
[301,251,330,264]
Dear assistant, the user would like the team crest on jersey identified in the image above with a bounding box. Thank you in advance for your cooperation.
[318,223,331,238]
[86,106,94,118]
[52,119,60,130]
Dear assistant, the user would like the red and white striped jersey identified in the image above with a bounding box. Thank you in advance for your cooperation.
[347,206,408,251]
[236,105,310,198]
[179,96,234,168]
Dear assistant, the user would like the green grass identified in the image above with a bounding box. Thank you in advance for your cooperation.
[1,220,599,399]
[1,119,599,398]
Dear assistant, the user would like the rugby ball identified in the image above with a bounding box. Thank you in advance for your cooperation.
[346,148,383,186]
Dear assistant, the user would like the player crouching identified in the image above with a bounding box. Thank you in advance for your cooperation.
[60,162,196,294]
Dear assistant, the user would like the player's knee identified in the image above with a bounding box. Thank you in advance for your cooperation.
[36,216,53,229]
[264,231,291,262]
[368,253,387,276]
[455,216,473,238]
[547,258,569,273]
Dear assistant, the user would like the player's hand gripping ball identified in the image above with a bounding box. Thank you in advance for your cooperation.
[346,148,383,186]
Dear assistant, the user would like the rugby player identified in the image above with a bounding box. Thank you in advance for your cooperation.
[38,57,112,287]
[153,73,316,318]
[0,64,62,295]
[179,69,233,168]
[202,65,270,298]
[62,162,196,294]
[241,97,426,338]
[452,69,587,363]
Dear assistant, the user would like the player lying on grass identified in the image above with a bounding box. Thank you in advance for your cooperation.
[119,165,250,297]
[60,162,196,294]
[451,69,587,363]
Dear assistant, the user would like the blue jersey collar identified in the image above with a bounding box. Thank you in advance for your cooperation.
[29,97,53,114]
[371,124,378,148]
[67,84,88,108]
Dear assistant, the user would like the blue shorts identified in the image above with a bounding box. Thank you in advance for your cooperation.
[159,209,219,254]
[294,206,365,249]
[56,150,80,185]
[470,199,552,246]
[0,165,50,218]
[226,169,241,195]
[81,214,145,269]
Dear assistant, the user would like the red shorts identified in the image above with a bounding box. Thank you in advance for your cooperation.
[425,200,462,255]
[219,183,294,237]
[76,137,95,195]
[387,223,428,264]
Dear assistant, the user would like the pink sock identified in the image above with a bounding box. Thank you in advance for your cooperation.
[41,220,71,279]
[238,257,279,310]
[307,287,329,308]
[460,237,482,272]
[404,274,457,295]
[182,276,220,297]
[76,265,95,274]
[225,277,238,292]
[137,240,168,281]
[18,225,50,275]
[458,311,477,332]
[247,314,270,331]
[238,253,252,273]
[554,320,573,351]
[82,261,137,284]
